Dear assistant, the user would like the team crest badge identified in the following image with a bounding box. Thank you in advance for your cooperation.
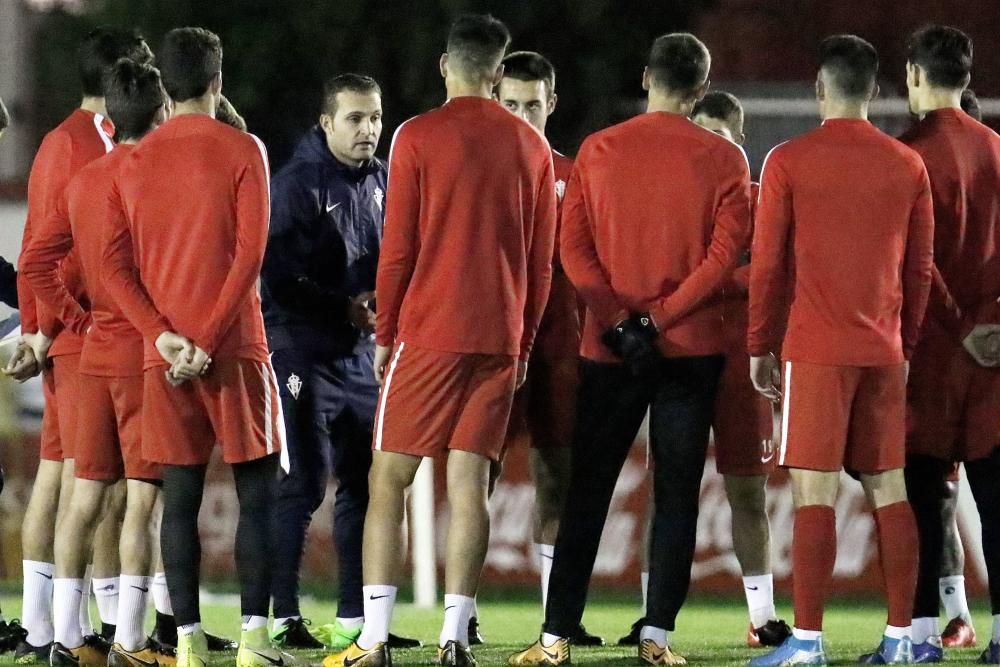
[373,187,384,211]
[286,373,302,400]
[555,179,566,201]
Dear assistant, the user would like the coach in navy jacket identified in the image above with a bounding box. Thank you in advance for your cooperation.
[262,75,417,648]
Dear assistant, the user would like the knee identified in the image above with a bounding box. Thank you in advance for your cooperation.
[861,469,909,509]
[724,475,767,515]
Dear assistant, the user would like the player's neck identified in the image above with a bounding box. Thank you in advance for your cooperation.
[915,88,963,115]
[822,100,869,122]
[445,82,493,101]
[79,96,107,117]
[646,90,696,117]
[172,95,217,119]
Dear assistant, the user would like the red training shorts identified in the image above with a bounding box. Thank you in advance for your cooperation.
[779,360,906,474]
[75,373,159,482]
[142,357,284,466]
[713,350,777,476]
[39,354,82,462]
[503,355,578,454]
[907,334,1000,463]
[374,342,517,461]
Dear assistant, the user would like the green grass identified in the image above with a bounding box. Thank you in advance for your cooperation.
[0,592,992,665]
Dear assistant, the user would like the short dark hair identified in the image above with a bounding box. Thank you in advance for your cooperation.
[322,74,382,115]
[78,27,152,98]
[647,33,711,94]
[819,35,879,99]
[446,14,511,81]
[907,25,973,89]
[692,91,744,132]
[216,94,247,131]
[501,51,556,97]
[961,88,982,121]
[160,27,223,103]
[104,58,165,142]
[0,96,8,133]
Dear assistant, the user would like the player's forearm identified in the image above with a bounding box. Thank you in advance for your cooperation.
[23,265,89,337]
[197,256,263,354]
[16,272,38,331]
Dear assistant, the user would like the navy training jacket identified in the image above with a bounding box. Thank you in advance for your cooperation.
[262,126,386,357]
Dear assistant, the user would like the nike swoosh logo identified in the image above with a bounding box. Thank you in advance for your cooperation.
[243,649,283,666]
[746,586,759,591]
[35,571,53,580]
[123,652,157,667]
[760,452,774,463]
[131,586,149,592]
[369,594,389,600]
[541,646,562,661]
[326,202,341,213]
[98,584,117,591]
[540,553,554,560]
[649,650,665,662]
[444,606,456,611]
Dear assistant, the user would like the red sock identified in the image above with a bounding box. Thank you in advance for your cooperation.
[793,505,836,631]
[874,501,918,628]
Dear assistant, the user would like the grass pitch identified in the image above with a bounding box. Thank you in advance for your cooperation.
[0,591,991,665]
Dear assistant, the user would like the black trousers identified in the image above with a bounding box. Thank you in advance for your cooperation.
[908,448,1000,617]
[270,347,377,619]
[544,355,724,635]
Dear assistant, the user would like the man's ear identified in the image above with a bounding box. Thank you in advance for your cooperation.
[439,53,449,80]
[694,79,710,102]
[491,63,505,88]
[871,82,881,101]
[736,131,746,146]
[641,66,651,92]
[547,92,558,116]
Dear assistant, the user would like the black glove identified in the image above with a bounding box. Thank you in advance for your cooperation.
[601,312,660,377]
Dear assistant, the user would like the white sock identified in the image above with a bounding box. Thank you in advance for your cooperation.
[885,625,910,640]
[53,578,84,648]
[114,575,149,652]
[242,616,268,632]
[743,574,777,629]
[152,572,172,616]
[536,544,554,611]
[22,560,55,646]
[940,575,971,622]
[911,617,939,644]
[639,625,669,646]
[79,565,94,636]
[541,633,563,646]
[439,594,474,647]
[472,597,479,621]
[178,623,201,636]
[793,628,822,641]
[992,614,1000,642]
[641,571,649,616]
[93,576,120,626]
[273,616,299,630]
[336,617,364,630]
[357,585,396,649]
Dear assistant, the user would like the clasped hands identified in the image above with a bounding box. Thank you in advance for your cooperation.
[156,331,212,386]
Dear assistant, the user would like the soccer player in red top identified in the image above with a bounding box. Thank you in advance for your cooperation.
[325,15,557,667]
[3,28,153,665]
[748,35,934,666]
[99,28,286,667]
[898,26,1000,664]
[511,33,751,667]
[495,49,602,647]
[21,59,173,667]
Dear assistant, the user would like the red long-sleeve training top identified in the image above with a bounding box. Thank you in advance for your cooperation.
[375,96,557,360]
[22,145,143,377]
[101,114,270,369]
[899,108,1000,337]
[18,109,113,356]
[748,119,935,365]
[560,111,752,362]
[534,151,580,359]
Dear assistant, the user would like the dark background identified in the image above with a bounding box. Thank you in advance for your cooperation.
[18,0,1000,171]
